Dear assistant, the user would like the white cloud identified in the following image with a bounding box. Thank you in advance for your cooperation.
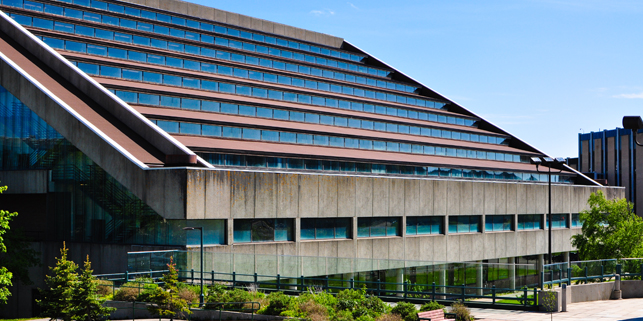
[348,2,359,10]
[613,92,643,99]
[310,9,335,16]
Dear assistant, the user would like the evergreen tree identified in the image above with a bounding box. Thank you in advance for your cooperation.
[70,256,116,321]
[37,242,78,321]
[147,256,191,320]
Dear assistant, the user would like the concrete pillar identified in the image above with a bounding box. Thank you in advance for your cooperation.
[537,254,545,288]
[476,262,484,296]
[395,268,404,297]
[563,252,570,268]
[508,257,516,290]
[438,265,447,299]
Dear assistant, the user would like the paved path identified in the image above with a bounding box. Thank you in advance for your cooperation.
[471,298,643,321]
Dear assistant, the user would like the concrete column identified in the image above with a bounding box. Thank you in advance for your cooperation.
[508,257,516,290]
[395,268,404,297]
[563,252,570,268]
[476,262,484,296]
[537,254,545,288]
[438,265,447,299]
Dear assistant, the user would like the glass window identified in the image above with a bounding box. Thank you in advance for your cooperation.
[485,215,513,232]
[357,217,400,237]
[180,122,200,135]
[233,219,293,243]
[518,214,541,230]
[406,216,443,235]
[448,216,481,233]
[301,218,351,240]
[546,214,568,229]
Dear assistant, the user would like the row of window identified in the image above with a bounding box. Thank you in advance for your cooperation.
[111,91,503,145]
[199,153,574,183]
[62,59,463,127]
[34,35,442,108]
[7,2,393,79]
[39,0,369,64]
[150,119,526,163]
[230,214,582,243]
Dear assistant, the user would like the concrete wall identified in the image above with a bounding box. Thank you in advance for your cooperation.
[118,0,344,48]
[185,169,624,261]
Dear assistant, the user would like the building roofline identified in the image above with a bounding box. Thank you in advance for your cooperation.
[344,40,603,186]
[116,0,344,48]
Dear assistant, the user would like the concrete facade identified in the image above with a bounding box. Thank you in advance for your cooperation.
[182,169,623,261]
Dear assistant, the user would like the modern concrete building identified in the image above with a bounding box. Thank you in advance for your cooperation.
[0,0,624,316]
[577,128,640,215]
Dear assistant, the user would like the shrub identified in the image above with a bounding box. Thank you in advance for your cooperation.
[94,279,113,296]
[335,309,355,321]
[299,300,329,321]
[113,285,139,302]
[391,302,417,321]
[450,302,473,321]
[356,315,375,321]
[337,288,365,312]
[375,313,403,321]
[177,287,198,304]
[263,292,292,315]
[419,301,444,312]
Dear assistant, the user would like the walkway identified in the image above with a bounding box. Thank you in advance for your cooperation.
[471,298,643,321]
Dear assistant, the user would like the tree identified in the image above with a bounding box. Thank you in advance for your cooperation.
[70,256,116,321]
[2,226,41,285]
[147,256,191,320]
[38,242,78,321]
[571,191,643,260]
[0,184,18,304]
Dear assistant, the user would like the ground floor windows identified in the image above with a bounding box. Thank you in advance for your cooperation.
[357,217,400,237]
[448,216,481,233]
[406,216,443,235]
[233,219,293,243]
[517,214,542,230]
[301,218,351,240]
[546,214,569,229]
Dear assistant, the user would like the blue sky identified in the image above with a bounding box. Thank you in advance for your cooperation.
[192,0,643,158]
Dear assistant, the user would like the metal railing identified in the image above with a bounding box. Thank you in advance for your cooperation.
[541,259,643,288]
[96,269,539,310]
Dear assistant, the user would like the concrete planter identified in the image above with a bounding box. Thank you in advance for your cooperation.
[537,290,559,312]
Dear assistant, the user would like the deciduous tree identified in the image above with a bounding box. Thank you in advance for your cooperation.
[571,191,643,260]
[0,184,17,304]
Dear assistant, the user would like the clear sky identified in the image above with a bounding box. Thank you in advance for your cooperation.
[191,0,643,158]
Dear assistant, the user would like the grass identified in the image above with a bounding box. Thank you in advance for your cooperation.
[496,294,536,305]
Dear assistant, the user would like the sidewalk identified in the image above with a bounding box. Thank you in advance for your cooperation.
[471,297,643,321]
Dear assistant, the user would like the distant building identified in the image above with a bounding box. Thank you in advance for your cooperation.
[578,128,640,214]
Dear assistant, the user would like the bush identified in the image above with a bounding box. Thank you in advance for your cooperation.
[113,285,139,302]
[450,302,473,321]
[391,302,417,321]
[263,292,292,315]
[419,301,444,312]
[375,313,403,321]
[94,279,113,296]
[177,287,198,304]
[335,309,355,321]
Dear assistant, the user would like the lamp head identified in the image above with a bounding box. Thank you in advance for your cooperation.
[623,116,643,132]
[530,157,542,165]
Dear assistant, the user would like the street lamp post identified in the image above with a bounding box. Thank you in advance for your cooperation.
[530,156,564,265]
[183,226,204,307]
